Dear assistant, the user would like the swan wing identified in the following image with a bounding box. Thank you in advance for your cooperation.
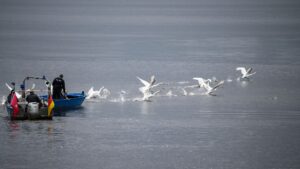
[202,83,211,91]
[193,77,204,82]
[5,83,13,91]
[137,76,150,86]
[99,86,104,93]
[212,80,224,90]
[151,82,163,88]
[87,87,94,96]
[246,67,253,74]
[97,86,104,96]
[152,90,160,96]
[247,72,256,77]
[150,75,156,86]
[236,67,247,75]
[204,79,212,83]
[193,77,205,86]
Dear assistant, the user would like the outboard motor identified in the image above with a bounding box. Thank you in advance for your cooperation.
[28,102,39,114]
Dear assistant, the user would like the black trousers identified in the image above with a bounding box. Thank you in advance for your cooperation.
[53,88,62,99]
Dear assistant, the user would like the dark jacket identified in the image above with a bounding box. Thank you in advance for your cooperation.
[26,93,41,103]
[52,77,66,93]
[7,91,18,104]
[7,93,13,103]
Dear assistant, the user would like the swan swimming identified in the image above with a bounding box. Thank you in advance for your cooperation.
[136,75,161,101]
[236,67,256,79]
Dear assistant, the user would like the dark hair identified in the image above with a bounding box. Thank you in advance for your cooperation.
[59,74,63,78]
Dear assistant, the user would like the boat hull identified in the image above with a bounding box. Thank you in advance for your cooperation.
[6,102,52,120]
[54,92,85,109]
[41,92,86,114]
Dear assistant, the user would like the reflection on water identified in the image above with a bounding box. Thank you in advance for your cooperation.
[7,121,20,139]
[237,78,250,88]
[3,118,67,145]
[140,102,149,115]
[47,123,53,135]
[7,121,20,131]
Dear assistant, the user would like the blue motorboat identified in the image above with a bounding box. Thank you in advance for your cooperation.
[41,91,86,113]
[54,92,86,110]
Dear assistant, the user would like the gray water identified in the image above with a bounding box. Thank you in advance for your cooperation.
[1,0,300,168]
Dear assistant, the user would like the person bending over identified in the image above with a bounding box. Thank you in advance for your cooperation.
[26,91,42,105]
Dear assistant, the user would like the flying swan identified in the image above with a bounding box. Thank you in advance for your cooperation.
[136,75,161,101]
[236,67,256,79]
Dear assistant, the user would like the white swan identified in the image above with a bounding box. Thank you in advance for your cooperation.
[86,86,111,99]
[86,86,104,99]
[137,75,160,101]
[202,80,224,95]
[193,77,212,88]
[236,67,256,79]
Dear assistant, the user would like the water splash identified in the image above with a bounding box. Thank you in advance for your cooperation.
[177,81,190,85]
[119,90,127,102]
[100,88,111,99]
[166,90,177,97]
[226,77,233,83]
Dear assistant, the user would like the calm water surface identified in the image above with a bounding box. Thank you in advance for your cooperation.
[1,0,300,169]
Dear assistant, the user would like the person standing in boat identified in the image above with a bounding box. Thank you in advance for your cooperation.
[52,74,66,99]
[7,90,15,103]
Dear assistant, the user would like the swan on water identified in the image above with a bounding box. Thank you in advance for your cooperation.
[86,86,104,99]
[236,67,256,79]
[193,77,213,88]
[137,75,161,101]
[202,80,224,96]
